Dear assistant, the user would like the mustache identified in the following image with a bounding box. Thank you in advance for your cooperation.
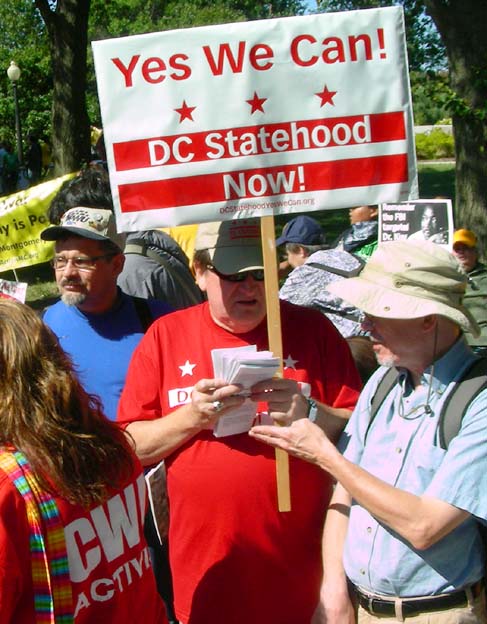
[59,277,83,287]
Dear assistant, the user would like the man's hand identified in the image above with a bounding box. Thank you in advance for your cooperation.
[189,378,245,430]
[312,587,355,624]
[249,418,339,467]
[249,377,308,426]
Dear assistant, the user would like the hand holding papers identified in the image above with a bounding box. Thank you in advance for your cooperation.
[211,345,280,437]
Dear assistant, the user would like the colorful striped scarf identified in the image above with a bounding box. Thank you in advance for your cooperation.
[0,448,73,623]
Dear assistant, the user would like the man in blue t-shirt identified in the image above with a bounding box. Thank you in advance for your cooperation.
[41,169,171,421]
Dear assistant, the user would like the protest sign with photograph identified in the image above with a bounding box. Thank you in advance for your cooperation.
[0,279,27,303]
[379,198,453,247]
[93,6,418,231]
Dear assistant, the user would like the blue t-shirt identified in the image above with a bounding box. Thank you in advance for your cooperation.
[340,337,487,596]
[43,291,171,421]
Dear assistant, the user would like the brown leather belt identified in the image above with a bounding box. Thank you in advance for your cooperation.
[350,580,483,618]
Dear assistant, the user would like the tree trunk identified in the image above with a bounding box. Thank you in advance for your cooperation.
[35,0,92,176]
[424,0,487,248]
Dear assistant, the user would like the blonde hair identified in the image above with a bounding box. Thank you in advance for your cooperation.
[0,299,135,507]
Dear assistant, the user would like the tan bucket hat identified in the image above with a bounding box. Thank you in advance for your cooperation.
[327,240,480,337]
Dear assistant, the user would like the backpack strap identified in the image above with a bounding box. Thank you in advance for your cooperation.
[366,367,399,441]
[367,358,487,450]
[131,295,154,333]
[438,357,487,449]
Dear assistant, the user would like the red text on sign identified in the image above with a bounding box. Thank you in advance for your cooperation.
[111,53,192,87]
[290,28,387,66]
[202,42,274,75]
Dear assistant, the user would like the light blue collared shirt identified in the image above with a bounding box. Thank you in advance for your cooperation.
[340,337,487,596]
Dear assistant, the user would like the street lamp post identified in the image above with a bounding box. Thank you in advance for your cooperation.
[6,61,25,184]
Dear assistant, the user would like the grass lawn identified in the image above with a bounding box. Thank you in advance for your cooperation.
[17,161,454,309]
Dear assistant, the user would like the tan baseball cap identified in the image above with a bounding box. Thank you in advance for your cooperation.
[195,219,263,274]
[41,206,126,251]
[327,240,479,336]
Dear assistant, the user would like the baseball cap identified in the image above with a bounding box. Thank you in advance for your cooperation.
[194,219,263,274]
[275,215,325,246]
[453,229,477,249]
[327,240,479,337]
[41,207,125,251]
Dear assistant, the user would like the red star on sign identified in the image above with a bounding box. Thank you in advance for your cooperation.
[315,85,337,108]
[175,100,196,122]
[246,92,267,114]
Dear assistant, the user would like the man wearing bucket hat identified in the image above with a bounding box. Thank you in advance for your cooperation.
[118,218,362,624]
[452,228,487,355]
[250,240,487,623]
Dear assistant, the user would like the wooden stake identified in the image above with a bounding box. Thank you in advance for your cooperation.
[260,215,291,512]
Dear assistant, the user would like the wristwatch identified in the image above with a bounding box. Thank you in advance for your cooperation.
[306,398,319,423]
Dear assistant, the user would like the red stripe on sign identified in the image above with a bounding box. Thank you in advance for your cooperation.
[118,154,408,213]
[113,112,405,171]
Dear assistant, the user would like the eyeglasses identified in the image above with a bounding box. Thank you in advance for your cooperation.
[51,254,117,271]
[206,264,265,282]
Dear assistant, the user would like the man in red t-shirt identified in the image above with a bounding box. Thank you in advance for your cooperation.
[118,219,361,624]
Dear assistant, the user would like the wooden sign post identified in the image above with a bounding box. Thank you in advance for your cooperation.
[260,215,291,512]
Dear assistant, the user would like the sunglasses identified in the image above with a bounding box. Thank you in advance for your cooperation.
[206,264,265,282]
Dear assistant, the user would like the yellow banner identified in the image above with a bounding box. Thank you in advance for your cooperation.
[0,173,76,272]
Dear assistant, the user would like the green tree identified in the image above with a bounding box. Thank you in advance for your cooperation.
[35,0,92,176]
[0,1,51,149]
[424,0,487,246]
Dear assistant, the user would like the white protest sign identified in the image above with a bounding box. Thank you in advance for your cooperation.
[93,6,418,230]
[379,198,453,248]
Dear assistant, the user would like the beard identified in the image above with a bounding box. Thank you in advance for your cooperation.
[372,344,396,368]
[59,278,87,307]
[376,353,396,367]
[61,291,87,306]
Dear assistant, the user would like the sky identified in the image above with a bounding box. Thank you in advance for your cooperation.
[305,0,318,12]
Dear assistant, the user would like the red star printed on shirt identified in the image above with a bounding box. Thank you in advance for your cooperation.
[315,85,337,108]
[246,92,267,114]
[175,100,196,122]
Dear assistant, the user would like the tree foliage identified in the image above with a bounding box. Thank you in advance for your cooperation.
[0,1,51,147]
[424,0,487,244]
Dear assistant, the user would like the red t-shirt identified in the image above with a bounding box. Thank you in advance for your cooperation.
[0,462,167,624]
[118,301,361,624]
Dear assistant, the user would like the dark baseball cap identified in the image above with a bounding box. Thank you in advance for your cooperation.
[276,215,325,246]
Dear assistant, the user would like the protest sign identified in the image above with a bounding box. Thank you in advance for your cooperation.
[93,6,417,231]
[0,278,27,302]
[380,198,453,247]
[0,173,76,272]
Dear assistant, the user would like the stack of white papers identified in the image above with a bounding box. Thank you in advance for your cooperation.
[211,345,280,437]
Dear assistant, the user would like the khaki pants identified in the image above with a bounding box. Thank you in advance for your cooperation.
[357,590,486,624]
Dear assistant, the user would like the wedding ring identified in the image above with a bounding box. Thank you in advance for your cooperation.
[212,400,224,412]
